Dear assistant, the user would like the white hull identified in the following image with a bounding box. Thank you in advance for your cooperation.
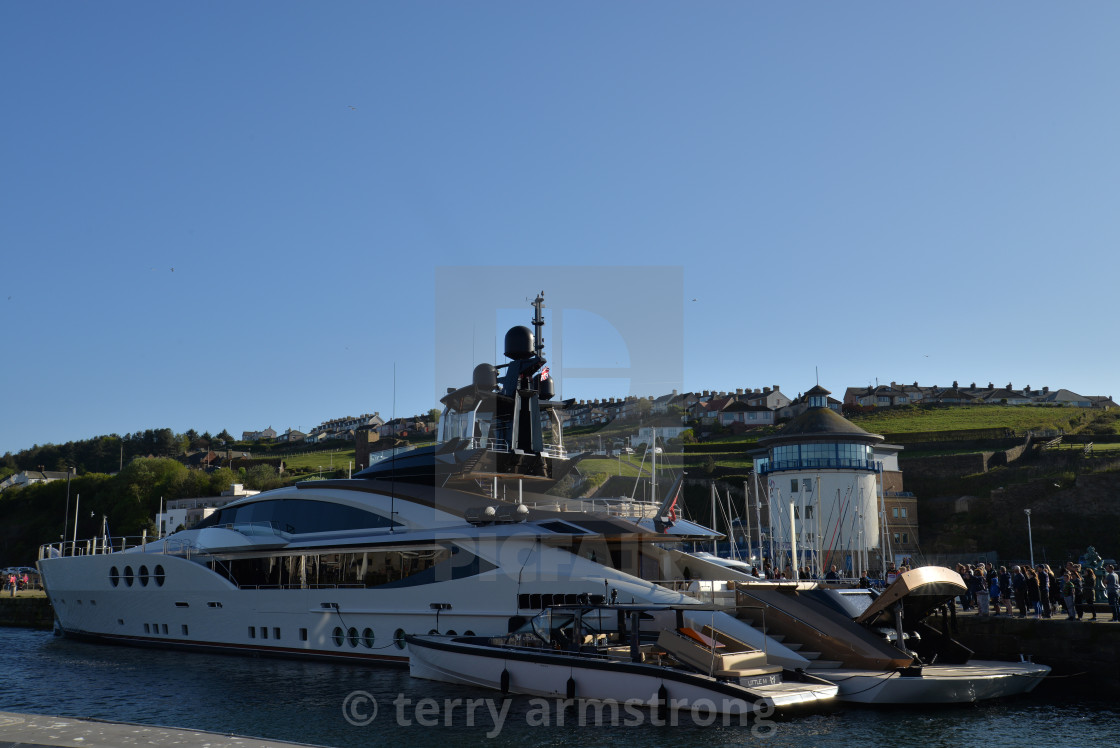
[812,661,1051,704]
[408,637,837,713]
[37,487,696,666]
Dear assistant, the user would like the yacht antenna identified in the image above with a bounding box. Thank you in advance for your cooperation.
[532,291,546,360]
[390,362,396,534]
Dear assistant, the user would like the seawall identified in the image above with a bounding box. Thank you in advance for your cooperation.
[0,595,54,629]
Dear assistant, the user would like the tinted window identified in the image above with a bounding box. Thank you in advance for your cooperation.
[195,498,398,534]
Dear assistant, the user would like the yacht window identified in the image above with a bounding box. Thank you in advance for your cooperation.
[109,567,119,587]
[139,566,149,586]
[182,625,189,636]
[347,627,359,647]
[154,565,166,586]
[217,547,492,590]
[394,629,406,649]
[248,626,256,639]
[123,566,134,587]
[274,627,281,639]
[300,628,308,641]
[332,627,344,647]
[362,628,374,648]
[194,498,400,534]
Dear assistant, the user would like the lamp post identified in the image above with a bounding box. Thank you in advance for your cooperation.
[1024,508,1035,568]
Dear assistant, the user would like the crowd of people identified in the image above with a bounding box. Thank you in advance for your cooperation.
[954,561,1120,621]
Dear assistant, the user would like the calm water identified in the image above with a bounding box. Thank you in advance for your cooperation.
[0,627,1116,747]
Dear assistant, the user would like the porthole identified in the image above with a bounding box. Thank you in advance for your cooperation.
[153,565,165,586]
[446,630,457,636]
[394,629,406,649]
[362,628,374,648]
[123,566,134,587]
[332,627,344,647]
[464,630,475,636]
[347,627,359,647]
[428,629,439,635]
[139,566,149,586]
[109,567,119,587]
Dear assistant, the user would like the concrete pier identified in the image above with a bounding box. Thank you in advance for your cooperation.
[0,594,53,629]
[0,712,324,748]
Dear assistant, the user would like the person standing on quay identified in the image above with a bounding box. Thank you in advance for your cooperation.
[1061,572,1077,620]
[1012,565,1028,618]
[1025,567,1041,619]
[1036,564,1052,618]
[999,566,1013,616]
[1104,564,1120,622]
[974,569,991,616]
[1083,568,1098,621]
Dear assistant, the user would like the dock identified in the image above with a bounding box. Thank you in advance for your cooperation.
[0,712,324,748]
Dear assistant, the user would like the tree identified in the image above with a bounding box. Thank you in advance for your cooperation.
[244,464,283,491]
[209,467,238,495]
[216,429,234,444]
[428,408,442,424]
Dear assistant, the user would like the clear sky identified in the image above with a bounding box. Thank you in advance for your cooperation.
[3,2,1119,455]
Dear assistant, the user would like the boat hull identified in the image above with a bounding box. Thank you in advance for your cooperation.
[812,660,1051,704]
[407,636,837,714]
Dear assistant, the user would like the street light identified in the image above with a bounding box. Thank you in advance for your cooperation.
[1024,508,1035,568]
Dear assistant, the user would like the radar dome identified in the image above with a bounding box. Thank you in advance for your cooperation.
[539,376,555,400]
[504,326,534,360]
[473,363,498,391]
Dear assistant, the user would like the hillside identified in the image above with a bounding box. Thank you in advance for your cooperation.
[569,404,1120,563]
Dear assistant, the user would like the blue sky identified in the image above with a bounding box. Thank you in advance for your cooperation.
[3,2,1119,455]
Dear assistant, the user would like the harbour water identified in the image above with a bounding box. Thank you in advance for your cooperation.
[0,627,1115,747]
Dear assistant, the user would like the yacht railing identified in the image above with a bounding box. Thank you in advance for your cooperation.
[39,536,150,560]
[525,498,661,519]
[38,521,287,561]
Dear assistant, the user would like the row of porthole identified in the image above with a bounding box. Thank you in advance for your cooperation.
[109,565,165,587]
[326,627,473,650]
[332,626,378,649]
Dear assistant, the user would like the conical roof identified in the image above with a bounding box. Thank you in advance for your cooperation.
[759,405,882,446]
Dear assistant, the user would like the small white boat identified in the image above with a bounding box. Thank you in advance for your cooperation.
[729,566,1051,703]
[407,604,838,715]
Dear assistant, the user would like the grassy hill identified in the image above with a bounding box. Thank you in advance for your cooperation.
[845,403,1093,435]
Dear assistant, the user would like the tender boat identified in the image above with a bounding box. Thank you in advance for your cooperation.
[683,562,1052,703]
[407,603,838,715]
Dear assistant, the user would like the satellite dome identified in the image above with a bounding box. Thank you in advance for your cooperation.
[504,326,534,360]
[473,363,498,391]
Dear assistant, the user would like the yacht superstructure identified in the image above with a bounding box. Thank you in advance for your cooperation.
[36,293,717,663]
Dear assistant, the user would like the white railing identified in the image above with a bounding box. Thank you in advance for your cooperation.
[39,535,149,560]
[526,497,661,519]
[38,520,285,561]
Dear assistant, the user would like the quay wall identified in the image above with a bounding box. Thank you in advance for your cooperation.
[0,596,54,629]
[953,612,1120,693]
